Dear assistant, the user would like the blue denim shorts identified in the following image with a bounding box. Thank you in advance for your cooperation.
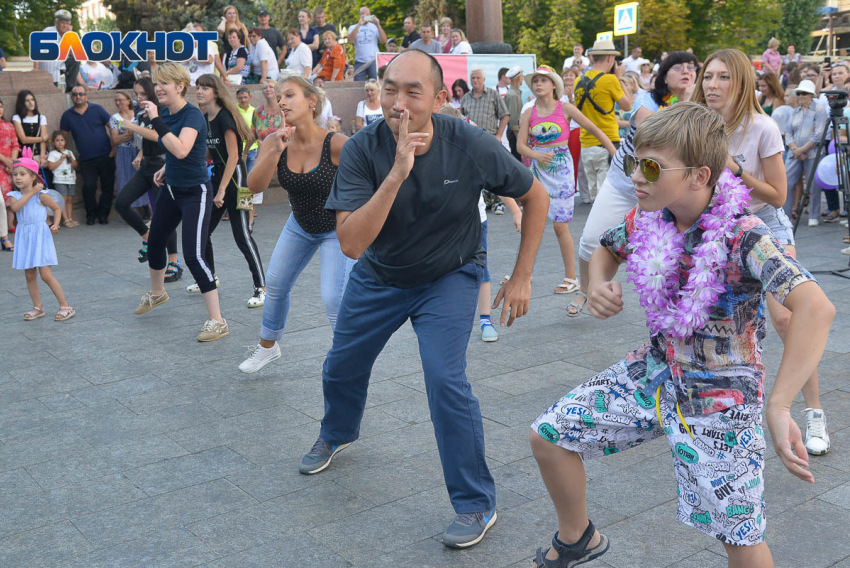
[481,220,490,282]
[754,205,795,247]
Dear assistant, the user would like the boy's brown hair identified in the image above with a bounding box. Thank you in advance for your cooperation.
[633,101,728,187]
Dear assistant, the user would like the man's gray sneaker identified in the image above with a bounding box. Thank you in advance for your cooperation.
[299,436,352,475]
[441,509,497,548]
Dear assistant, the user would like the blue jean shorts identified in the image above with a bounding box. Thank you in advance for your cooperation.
[754,205,795,247]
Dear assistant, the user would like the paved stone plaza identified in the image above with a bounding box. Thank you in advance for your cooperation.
[1,199,849,567]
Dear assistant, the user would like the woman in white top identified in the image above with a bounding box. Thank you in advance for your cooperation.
[449,29,473,55]
[12,90,48,172]
[285,28,313,79]
[247,27,280,83]
[695,48,830,456]
[355,80,383,131]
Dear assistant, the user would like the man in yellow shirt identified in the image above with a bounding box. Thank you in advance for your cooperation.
[236,88,261,230]
[573,39,632,201]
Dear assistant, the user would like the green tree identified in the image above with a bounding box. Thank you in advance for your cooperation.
[684,0,781,58]
[630,0,690,60]
[503,0,582,69]
[770,0,821,54]
[9,0,86,56]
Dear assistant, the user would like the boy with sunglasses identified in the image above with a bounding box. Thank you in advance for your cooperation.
[528,102,834,568]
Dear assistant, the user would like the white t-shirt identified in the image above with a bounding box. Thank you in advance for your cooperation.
[562,55,590,70]
[728,113,785,212]
[79,62,115,89]
[251,38,280,81]
[450,41,473,55]
[12,114,47,128]
[348,22,380,63]
[623,56,642,74]
[286,42,313,76]
[478,193,486,223]
[47,150,76,184]
[186,42,215,86]
[316,98,334,128]
[356,100,384,126]
[497,85,509,97]
[39,26,64,83]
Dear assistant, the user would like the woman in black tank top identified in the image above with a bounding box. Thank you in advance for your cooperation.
[237,75,356,374]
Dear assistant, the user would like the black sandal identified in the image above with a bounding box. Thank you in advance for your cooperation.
[532,521,609,568]
[138,240,148,263]
[164,260,183,283]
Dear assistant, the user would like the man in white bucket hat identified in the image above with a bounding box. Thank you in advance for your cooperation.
[573,39,633,201]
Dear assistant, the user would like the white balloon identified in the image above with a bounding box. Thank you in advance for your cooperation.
[816,153,839,188]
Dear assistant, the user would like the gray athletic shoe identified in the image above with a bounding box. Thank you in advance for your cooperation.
[441,509,497,548]
[298,436,351,475]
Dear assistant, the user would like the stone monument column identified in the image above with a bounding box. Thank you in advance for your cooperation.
[466,0,503,44]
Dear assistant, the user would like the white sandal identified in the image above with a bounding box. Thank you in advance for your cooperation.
[554,278,579,294]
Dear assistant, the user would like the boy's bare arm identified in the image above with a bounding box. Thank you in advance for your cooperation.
[766,281,835,483]
[586,246,624,319]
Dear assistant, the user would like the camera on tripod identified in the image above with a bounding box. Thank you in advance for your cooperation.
[821,89,848,116]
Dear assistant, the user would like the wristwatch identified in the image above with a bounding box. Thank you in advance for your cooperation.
[732,158,743,178]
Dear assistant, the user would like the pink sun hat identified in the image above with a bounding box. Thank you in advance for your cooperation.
[12,147,45,185]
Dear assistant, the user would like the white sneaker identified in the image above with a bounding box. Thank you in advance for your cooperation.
[187,277,220,293]
[247,288,265,308]
[842,246,850,255]
[808,219,819,227]
[239,342,281,373]
[803,408,831,455]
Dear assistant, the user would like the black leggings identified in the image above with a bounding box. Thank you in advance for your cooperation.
[114,157,177,255]
[207,165,265,289]
[147,182,217,294]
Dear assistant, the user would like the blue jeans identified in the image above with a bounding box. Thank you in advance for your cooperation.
[353,59,377,82]
[260,214,356,341]
[245,148,257,173]
[784,153,816,219]
[320,261,496,514]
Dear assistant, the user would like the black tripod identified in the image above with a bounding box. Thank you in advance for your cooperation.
[793,90,850,280]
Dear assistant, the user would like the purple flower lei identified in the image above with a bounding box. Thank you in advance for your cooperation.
[625,169,751,339]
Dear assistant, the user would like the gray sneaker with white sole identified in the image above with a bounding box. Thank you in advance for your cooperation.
[299,436,352,475]
[441,509,497,548]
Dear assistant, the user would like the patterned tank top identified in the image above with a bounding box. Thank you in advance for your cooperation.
[277,132,338,234]
[529,101,571,146]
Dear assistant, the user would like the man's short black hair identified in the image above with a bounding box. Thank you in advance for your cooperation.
[498,67,509,80]
[386,50,444,95]
[421,22,432,30]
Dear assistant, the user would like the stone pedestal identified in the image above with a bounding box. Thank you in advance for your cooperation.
[466,0,503,44]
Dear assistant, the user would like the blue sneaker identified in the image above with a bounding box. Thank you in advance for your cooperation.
[481,323,498,342]
[441,509,497,548]
[299,436,351,475]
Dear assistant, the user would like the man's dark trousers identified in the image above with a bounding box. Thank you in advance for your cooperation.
[81,155,116,221]
[320,261,496,514]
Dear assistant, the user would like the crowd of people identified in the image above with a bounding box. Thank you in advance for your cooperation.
[1,9,847,567]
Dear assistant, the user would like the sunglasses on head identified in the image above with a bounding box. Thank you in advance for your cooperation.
[623,154,696,183]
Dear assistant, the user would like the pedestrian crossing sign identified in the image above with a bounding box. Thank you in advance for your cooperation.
[614,2,639,36]
[596,31,613,42]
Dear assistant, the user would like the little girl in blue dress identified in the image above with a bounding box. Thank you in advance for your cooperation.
[8,148,74,321]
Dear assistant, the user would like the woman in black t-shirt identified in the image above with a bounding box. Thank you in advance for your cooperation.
[120,77,181,282]
[196,74,265,307]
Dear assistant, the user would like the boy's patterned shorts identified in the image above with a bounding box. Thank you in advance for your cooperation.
[531,359,767,546]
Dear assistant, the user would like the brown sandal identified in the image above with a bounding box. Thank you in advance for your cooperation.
[24,306,45,320]
[55,306,75,321]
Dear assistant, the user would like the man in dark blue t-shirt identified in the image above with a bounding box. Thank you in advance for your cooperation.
[299,49,550,548]
[60,86,115,224]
